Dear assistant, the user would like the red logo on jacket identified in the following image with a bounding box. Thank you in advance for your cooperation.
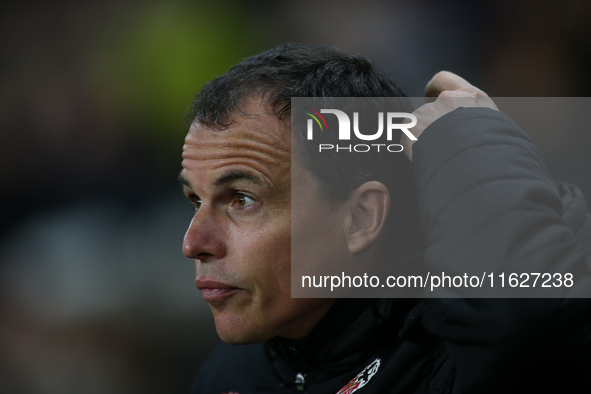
[336,358,381,394]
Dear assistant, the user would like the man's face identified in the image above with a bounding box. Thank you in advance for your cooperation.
[180,98,337,344]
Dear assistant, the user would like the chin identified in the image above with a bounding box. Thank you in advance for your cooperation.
[214,316,272,345]
[216,327,270,345]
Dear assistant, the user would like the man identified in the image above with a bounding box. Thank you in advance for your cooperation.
[180,44,591,393]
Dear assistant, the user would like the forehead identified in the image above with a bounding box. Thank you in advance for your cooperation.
[182,99,291,188]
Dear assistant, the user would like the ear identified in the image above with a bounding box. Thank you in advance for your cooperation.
[346,181,390,254]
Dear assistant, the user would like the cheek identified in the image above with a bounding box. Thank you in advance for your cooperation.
[228,219,292,293]
[291,208,347,278]
[257,229,292,289]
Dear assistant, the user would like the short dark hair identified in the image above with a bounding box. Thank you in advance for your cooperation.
[189,44,422,256]
[190,44,407,128]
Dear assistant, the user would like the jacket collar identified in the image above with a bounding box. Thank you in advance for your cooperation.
[267,253,426,386]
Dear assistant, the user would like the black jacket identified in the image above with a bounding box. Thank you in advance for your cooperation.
[192,108,591,393]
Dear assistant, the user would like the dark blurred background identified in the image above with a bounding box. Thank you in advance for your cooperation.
[1,0,590,393]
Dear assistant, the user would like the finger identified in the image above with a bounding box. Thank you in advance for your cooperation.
[438,89,480,98]
[425,71,476,97]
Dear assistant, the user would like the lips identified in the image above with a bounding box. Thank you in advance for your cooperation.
[195,278,239,302]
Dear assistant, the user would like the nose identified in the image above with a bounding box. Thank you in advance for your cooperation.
[183,211,227,261]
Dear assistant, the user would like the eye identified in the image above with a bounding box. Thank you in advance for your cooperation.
[234,193,255,208]
[194,198,202,211]
[188,195,201,213]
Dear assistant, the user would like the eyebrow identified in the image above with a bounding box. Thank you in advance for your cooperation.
[178,174,191,188]
[177,170,262,190]
[213,170,262,187]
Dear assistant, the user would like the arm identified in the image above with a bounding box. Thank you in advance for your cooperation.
[407,73,591,392]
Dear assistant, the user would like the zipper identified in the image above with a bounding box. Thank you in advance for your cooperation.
[295,372,305,391]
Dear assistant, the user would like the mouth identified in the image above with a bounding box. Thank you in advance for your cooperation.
[195,278,239,302]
